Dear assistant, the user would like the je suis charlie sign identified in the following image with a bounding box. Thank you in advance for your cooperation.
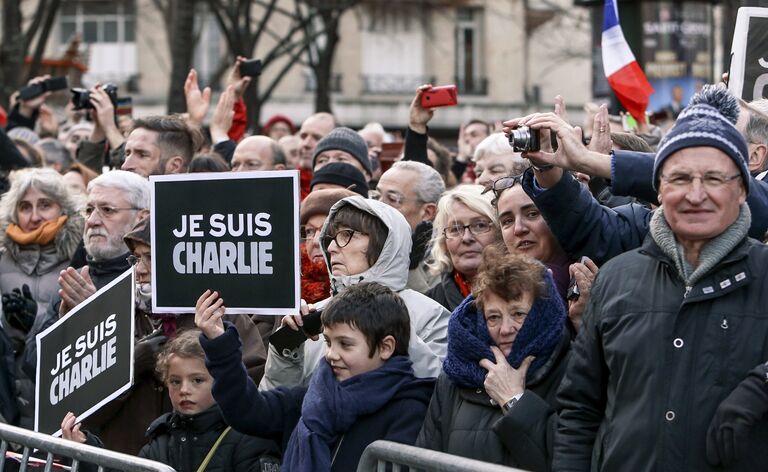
[35,269,135,436]
[150,171,300,315]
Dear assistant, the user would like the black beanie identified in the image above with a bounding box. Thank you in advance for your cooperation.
[310,162,369,197]
[311,127,371,174]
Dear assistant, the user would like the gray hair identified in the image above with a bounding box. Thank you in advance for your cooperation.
[429,184,498,274]
[0,168,85,226]
[88,170,151,210]
[271,142,286,167]
[37,138,74,171]
[745,99,768,148]
[472,132,528,167]
[390,161,445,204]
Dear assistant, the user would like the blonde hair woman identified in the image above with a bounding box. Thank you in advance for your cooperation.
[427,184,500,311]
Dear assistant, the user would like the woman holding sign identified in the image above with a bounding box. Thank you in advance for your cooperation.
[0,168,84,427]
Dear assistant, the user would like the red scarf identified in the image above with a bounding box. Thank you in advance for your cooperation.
[453,270,472,298]
[300,243,330,303]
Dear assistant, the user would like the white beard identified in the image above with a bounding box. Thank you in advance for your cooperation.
[136,282,152,312]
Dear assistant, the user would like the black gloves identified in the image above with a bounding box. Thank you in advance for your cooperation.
[134,329,167,377]
[2,284,37,333]
[706,363,768,467]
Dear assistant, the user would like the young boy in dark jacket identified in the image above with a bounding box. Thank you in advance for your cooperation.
[62,330,280,472]
[195,282,435,472]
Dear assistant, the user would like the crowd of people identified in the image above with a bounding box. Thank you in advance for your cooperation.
[0,55,766,472]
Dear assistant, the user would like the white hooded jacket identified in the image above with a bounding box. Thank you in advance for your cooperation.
[260,197,449,389]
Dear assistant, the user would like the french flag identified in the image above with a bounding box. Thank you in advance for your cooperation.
[602,0,654,122]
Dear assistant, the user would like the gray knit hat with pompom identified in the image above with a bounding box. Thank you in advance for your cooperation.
[653,85,750,194]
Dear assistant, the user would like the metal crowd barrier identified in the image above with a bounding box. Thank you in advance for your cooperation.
[357,440,530,472]
[0,422,175,472]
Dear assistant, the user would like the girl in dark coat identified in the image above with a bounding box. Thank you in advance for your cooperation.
[417,246,570,471]
[62,330,280,472]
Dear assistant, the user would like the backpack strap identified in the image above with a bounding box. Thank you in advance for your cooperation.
[195,426,232,472]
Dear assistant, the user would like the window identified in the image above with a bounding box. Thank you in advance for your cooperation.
[455,8,486,95]
[59,1,135,44]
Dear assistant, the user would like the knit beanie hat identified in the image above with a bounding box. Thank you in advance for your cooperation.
[262,114,296,135]
[124,217,151,252]
[310,162,369,197]
[653,85,750,194]
[300,188,357,226]
[311,127,371,174]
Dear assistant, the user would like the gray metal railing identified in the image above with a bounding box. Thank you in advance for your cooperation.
[0,422,175,472]
[356,440,529,472]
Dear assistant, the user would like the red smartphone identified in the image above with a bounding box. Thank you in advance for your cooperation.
[420,85,458,108]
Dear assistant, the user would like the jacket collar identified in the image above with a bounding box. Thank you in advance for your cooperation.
[640,234,755,303]
[86,251,132,287]
[146,406,225,437]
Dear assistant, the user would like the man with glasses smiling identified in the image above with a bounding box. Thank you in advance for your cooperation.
[534,89,768,470]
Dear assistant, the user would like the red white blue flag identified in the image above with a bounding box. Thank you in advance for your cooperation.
[602,0,654,121]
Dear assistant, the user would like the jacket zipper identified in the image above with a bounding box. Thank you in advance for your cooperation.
[331,435,344,467]
[720,315,729,385]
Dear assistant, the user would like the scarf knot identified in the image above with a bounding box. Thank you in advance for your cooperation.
[443,271,566,389]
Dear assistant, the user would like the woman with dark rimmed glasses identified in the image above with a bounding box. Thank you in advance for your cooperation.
[426,185,500,311]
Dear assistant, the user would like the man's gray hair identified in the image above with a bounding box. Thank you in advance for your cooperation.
[391,161,445,204]
[38,138,73,171]
[745,99,768,147]
[88,170,151,209]
[271,142,286,167]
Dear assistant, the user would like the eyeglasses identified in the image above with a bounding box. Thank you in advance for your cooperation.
[483,174,524,205]
[127,253,151,266]
[300,226,321,241]
[322,229,361,248]
[443,220,493,240]
[81,204,141,219]
[370,189,416,209]
[659,173,742,188]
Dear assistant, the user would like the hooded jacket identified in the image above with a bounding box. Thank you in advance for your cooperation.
[260,197,450,390]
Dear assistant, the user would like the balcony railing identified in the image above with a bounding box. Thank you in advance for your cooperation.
[361,74,436,94]
[304,73,343,93]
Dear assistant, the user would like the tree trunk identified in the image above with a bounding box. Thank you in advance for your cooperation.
[27,0,62,80]
[0,0,25,107]
[313,13,339,114]
[167,0,197,113]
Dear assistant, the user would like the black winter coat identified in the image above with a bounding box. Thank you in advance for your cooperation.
[426,272,465,312]
[139,407,280,472]
[554,236,768,472]
[417,331,570,471]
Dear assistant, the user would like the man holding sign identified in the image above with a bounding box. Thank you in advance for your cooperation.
[35,269,135,436]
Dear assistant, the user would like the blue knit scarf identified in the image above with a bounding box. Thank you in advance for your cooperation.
[282,355,415,472]
[443,272,566,389]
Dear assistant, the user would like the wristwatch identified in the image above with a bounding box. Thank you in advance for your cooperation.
[502,393,524,413]
[531,162,555,172]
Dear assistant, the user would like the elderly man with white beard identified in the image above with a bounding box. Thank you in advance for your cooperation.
[22,170,149,382]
